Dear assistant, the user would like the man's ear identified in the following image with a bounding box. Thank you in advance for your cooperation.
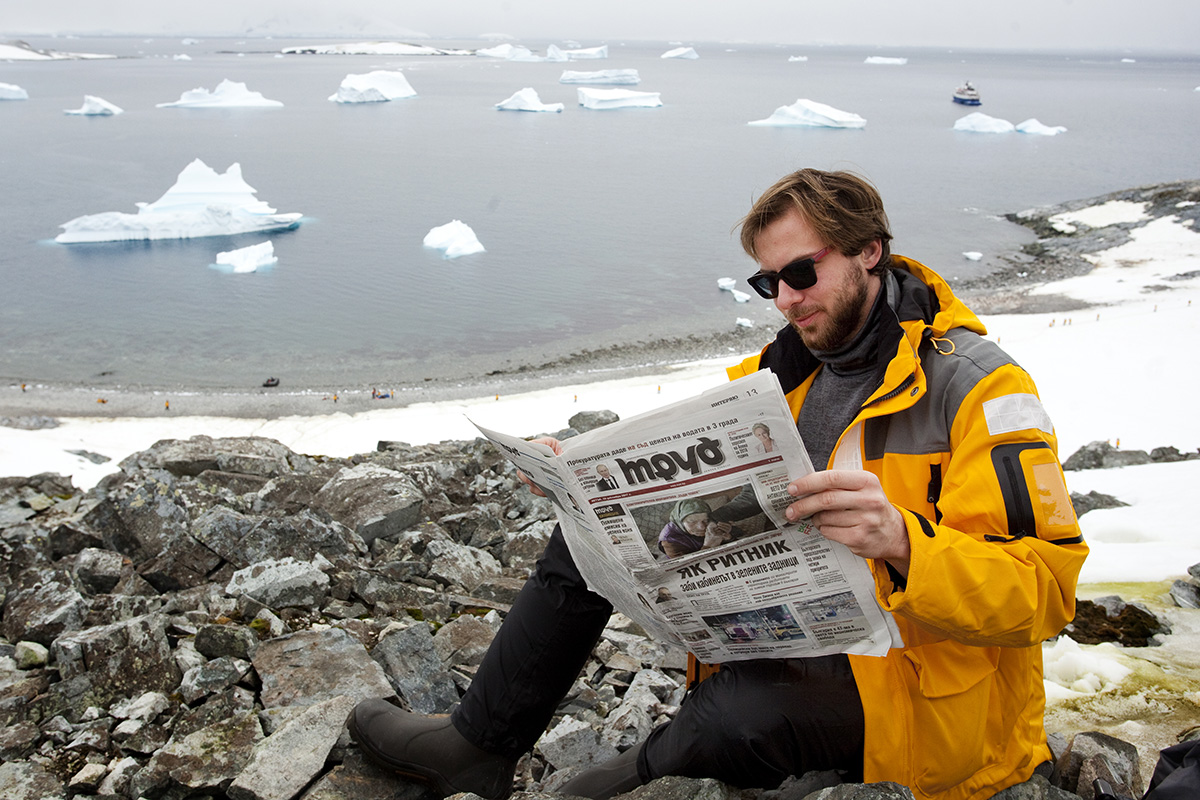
[860,238,883,271]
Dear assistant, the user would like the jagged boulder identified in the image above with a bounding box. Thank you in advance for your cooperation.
[1063,441,1153,471]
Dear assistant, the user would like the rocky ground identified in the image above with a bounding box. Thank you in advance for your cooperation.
[2,425,1198,800]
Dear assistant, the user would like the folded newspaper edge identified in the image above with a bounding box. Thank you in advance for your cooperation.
[472,369,903,662]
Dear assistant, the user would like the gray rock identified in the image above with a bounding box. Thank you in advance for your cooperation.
[228,694,359,800]
[254,627,394,709]
[1069,491,1129,518]
[569,410,620,433]
[0,720,40,760]
[97,756,140,796]
[0,761,66,800]
[133,711,263,797]
[424,538,501,592]
[67,762,108,792]
[226,557,331,609]
[195,621,260,660]
[51,612,181,706]
[119,434,306,478]
[433,611,499,668]
[616,774,735,800]
[1063,441,1153,471]
[1054,730,1140,796]
[72,546,126,594]
[13,640,48,669]
[809,782,917,800]
[1170,579,1200,609]
[180,655,253,703]
[1,568,87,646]
[538,714,619,770]
[371,623,460,713]
[313,463,425,546]
[297,749,432,799]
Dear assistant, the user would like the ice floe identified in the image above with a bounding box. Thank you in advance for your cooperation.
[716,277,736,291]
[173,54,192,61]
[281,42,468,56]
[157,79,283,108]
[495,88,563,112]
[477,43,532,59]
[559,69,640,85]
[864,56,907,65]
[0,82,29,100]
[214,241,277,273]
[424,220,485,259]
[64,95,123,116]
[562,45,608,59]
[748,98,865,128]
[661,46,699,59]
[0,40,115,60]
[953,112,1015,133]
[577,87,662,109]
[55,159,301,244]
[329,70,417,103]
[1016,118,1068,136]
[731,290,750,303]
[963,251,983,261]
[735,318,754,328]
[788,55,809,62]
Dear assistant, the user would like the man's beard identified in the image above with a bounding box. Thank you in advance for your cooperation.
[787,272,870,352]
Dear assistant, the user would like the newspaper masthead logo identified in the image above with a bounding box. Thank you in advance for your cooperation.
[614,436,725,485]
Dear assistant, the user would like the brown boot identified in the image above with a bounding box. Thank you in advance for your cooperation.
[348,698,517,800]
[558,744,646,800]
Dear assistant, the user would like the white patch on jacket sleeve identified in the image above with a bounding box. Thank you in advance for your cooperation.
[982,393,1053,436]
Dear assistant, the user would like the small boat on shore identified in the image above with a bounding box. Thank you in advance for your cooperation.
[262,377,279,387]
[952,81,981,105]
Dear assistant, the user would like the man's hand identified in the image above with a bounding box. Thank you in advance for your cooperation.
[785,470,911,576]
[518,437,562,497]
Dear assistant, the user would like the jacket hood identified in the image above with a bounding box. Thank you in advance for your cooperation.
[890,255,987,339]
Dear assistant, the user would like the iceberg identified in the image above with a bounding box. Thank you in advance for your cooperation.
[329,70,417,103]
[0,40,114,60]
[864,56,907,65]
[1016,118,1068,136]
[953,112,1015,133]
[735,318,754,328]
[563,45,608,59]
[577,87,662,110]
[215,241,277,273]
[55,159,302,244]
[281,42,468,56]
[963,251,983,261]
[157,79,283,108]
[559,69,640,85]
[64,95,124,116]
[495,88,563,112]
[173,54,192,61]
[788,55,809,62]
[748,98,865,128]
[424,220,485,259]
[716,277,736,291]
[477,43,532,59]
[0,82,29,100]
[731,289,751,303]
[661,46,699,59]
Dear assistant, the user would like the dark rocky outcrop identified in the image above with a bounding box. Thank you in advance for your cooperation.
[0,432,1188,799]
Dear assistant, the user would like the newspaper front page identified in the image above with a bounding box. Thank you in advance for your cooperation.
[474,369,901,662]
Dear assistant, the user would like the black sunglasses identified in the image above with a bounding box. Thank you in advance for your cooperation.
[746,247,830,299]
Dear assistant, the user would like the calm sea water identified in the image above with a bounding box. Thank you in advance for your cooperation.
[3,36,1198,391]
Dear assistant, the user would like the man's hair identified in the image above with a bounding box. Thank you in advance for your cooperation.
[739,169,893,276]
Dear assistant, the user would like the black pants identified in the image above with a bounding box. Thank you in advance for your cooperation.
[451,525,865,789]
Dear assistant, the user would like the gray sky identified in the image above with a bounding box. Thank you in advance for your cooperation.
[8,0,1200,52]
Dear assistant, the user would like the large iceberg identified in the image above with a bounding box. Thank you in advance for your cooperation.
[1016,118,1068,136]
[214,241,277,273]
[477,43,532,59]
[281,42,469,56]
[954,112,1015,133]
[559,69,640,85]
[157,79,283,108]
[749,98,865,128]
[64,95,124,116]
[578,87,662,110]
[661,46,699,59]
[55,159,302,244]
[329,70,417,103]
[0,82,29,100]
[424,220,485,259]
[495,88,563,112]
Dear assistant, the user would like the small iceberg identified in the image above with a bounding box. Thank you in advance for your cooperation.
[788,55,809,62]
[329,70,417,103]
[495,88,563,112]
[954,112,1015,133]
[56,159,301,244]
[157,79,283,108]
[0,82,29,100]
[731,289,751,303]
[864,56,907,65]
[424,220,485,259]
[64,95,124,116]
[173,54,192,61]
[559,69,640,85]
[661,46,699,59]
[477,43,532,59]
[282,42,469,56]
[962,251,983,261]
[563,45,608,59]
[1016,118,1067,136]
[717,277,736,291]
[577,87,662,109]
[749,98,865,128]
[735,318,754,328]
[214,241,277,273]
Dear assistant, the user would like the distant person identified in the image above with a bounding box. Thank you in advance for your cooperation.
[164,400,170,412]
[751,422,775,454]
[348,168,1087,800]
[595,463,619,491]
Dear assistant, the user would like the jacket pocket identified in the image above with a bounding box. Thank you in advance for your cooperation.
[902,642,998,794]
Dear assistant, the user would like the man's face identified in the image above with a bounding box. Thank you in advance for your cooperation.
[753,207,881,351]
[597,465,610,479]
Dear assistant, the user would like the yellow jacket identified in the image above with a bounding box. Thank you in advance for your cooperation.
[724,256,1087,800]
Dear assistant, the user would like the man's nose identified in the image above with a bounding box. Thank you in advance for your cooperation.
[775,279,805,307]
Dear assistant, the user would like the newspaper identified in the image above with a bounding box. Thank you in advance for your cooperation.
[473,369,902,662]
